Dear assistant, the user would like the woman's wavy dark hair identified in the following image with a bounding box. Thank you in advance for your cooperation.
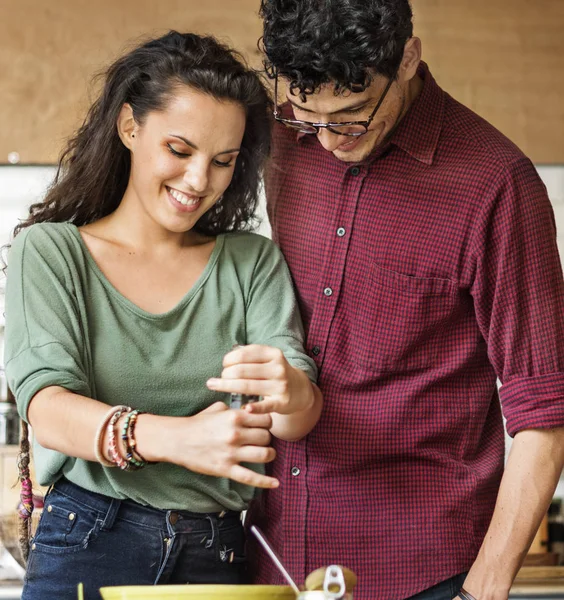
[14,31,271,237]
[259,0,413,98]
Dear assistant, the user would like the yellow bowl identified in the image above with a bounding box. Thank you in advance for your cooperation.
[99,584,296,600]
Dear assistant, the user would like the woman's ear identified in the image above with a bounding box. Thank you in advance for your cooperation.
[116,103,138,149]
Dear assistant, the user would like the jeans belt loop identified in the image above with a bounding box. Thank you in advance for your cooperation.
[101,498,121,531]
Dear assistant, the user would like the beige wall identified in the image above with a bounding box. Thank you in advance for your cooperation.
[1,0,563,164]
[0,0,264,164]
[413,0,564,164]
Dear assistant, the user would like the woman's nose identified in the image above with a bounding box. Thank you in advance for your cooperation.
[183,162,209,193]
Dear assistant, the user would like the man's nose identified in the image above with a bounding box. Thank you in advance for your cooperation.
[316,127,349,152]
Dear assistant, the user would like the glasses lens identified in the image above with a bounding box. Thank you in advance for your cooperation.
[280,120,318,134]
[327,123,367,137]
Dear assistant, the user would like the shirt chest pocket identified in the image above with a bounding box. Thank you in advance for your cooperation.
[353,263,460,373]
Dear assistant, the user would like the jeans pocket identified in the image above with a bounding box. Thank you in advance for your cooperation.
[32,489,102,555]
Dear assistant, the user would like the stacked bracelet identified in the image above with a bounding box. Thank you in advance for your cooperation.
[120,410,147,470]
[94,405,149,471]
[94,405,130,467]
[107,406,132,470]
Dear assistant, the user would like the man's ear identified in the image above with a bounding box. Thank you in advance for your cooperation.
[116,103,138,149]
[399,37,422,83]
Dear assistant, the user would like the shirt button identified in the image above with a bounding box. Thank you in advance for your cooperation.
[350,166,360,176]
[291,466,301,477]
[312,346,321,356]
[337,227,346,237]
[323,287,333,297]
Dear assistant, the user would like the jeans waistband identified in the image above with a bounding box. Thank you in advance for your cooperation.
[51,477,241,532]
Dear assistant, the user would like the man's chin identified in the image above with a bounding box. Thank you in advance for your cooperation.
[332,148,371,163]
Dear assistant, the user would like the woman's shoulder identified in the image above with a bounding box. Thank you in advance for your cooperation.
[9,222,80,268]
[12,222,76,249]
[219,231,289,283]
[222,231,282,260]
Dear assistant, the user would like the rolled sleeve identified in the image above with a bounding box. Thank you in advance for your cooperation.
[471,158,564,435]
[501,373,564,436]
[4,225,90,421]
[6,342,91,423]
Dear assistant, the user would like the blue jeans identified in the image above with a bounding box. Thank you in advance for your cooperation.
[22,478,247,600]
[406,573,467,600]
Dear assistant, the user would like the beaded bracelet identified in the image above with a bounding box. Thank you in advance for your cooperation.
[94,405,130,467]
[120,410,147,470]
[107,406,132,470]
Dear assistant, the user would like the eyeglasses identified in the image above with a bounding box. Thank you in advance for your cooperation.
[273,71,396,137]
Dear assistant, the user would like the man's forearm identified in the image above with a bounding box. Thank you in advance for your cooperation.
[461,427,564,600]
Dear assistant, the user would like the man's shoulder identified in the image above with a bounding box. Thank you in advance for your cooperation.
[441,92,527,169]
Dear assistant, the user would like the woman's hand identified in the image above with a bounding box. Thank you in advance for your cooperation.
[147,401,279,489]
[206,344,322,442]
[206,344,315,416]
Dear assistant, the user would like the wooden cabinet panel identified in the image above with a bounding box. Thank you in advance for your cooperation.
[414,0,564,163]
[0,0,263,164]
[1,1,563,164]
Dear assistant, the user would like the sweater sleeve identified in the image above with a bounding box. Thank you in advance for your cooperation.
[470,158,564,436]
[4,225,91,422]
[244,236,318,383]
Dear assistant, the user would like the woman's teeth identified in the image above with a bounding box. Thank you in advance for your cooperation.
[169,188,200,206]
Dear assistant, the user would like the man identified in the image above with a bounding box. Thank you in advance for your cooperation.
[246,1,564,599]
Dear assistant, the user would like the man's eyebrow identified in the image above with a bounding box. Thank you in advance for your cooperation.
[286,97,370,115]
[170,134,240,155]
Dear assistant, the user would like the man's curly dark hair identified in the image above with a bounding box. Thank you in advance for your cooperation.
[259,0,413,98]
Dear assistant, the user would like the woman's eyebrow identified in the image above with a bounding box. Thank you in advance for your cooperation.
[169,134,240,155]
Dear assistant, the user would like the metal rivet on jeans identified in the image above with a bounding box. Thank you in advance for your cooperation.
[68,513,75,521]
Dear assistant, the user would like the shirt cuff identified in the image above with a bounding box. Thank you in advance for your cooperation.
[500,372,564,437]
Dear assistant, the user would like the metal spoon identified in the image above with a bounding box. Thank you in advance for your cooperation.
[250,525,301,595]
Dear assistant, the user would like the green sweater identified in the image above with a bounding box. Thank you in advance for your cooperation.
[5,222,316,512]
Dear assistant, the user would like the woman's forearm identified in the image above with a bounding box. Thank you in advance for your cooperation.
[26,385,279,488]
[270,380,323,442]
[26,386,171,463]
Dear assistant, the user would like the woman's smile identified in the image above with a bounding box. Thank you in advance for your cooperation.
[166,185,203,213]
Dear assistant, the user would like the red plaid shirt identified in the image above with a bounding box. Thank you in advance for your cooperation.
[247,64,564,599]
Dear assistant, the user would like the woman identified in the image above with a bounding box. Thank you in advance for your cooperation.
[4,31,322,599]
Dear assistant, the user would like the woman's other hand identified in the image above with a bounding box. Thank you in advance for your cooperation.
[141,401,279,489]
